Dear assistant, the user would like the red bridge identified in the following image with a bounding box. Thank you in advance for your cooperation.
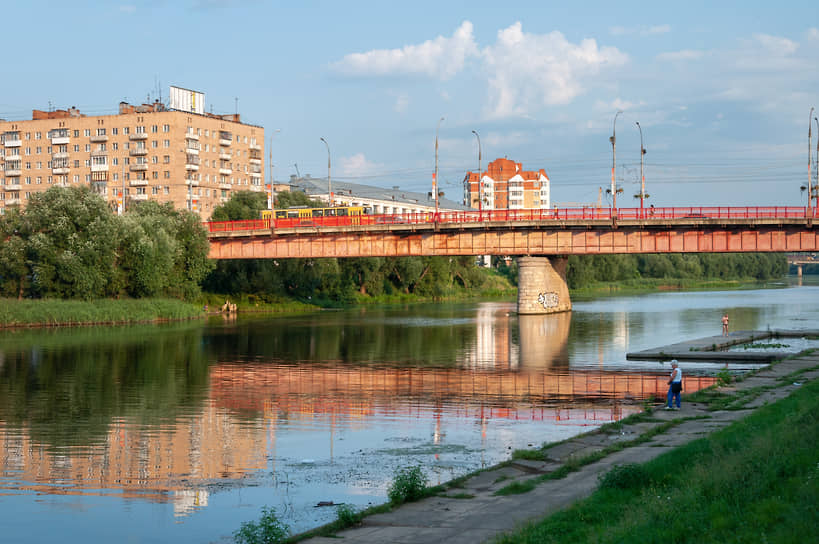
[206,206,818,315]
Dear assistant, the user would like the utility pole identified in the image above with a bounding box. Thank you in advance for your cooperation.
[609,110,623,213]
[269,129,280,209]
[815,116,819,211]
[471,130,481,212]
[434,117,444,220]
[320,137,331,206]
[637,121,646,217]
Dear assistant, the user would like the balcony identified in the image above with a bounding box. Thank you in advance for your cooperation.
[3,138,21,148]
[219,151,232,160]
[90,149,108,157]
[130,179,149,186]
[218,132,232,146]
[219,183,232,190]
[129,148,148,156]
[52,167,70,175]
[129,132,148,141]
[249,157,261,165]
[185,163,199,171]
[90,134,108,143]
[219,168,232,175]
[5,197,21,205]
[91,164,109,172]
[4,169,21,177]
[186,132,199,140]
[4,183,21,191]
[130,164,148,171]
[52,151,69,160]
[185,179,200,187]
[249,143,261,151]
[186,146,199,155]
[4,152,21,161]
[131,193,149,200]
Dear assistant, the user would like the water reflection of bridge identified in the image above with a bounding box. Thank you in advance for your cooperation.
[208,363,718,418]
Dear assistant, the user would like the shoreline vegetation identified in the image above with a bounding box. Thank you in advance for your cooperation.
[0,276,791,328]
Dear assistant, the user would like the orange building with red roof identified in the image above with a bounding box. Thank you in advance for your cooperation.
[463,158,550,210]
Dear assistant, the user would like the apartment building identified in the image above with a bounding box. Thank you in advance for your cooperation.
[463,157,550,211]
[0,100,264,219]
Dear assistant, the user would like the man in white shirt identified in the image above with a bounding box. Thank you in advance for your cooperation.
[665,360,682,410]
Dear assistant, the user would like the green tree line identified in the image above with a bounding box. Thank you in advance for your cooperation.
[0,186,213,300]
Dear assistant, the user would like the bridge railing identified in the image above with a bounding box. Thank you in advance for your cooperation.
[204,206,812,233]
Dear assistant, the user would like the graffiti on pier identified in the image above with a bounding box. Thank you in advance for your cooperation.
[537,292,559,309]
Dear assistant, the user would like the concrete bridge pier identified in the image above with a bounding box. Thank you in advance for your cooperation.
[516,256,572,314]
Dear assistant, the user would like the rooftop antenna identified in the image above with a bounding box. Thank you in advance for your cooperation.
[235,97,238,116]
[294,163,300,177]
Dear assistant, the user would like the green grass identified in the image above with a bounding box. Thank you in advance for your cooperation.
[494,378,819,544]
[0,298,204,327]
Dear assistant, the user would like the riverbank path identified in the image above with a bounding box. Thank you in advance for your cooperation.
[299,347,819,544]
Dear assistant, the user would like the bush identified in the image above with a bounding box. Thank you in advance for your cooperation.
[388,465,429,505]
[598,463,650,490]
[233,506,288,544]
[335,504,362,527]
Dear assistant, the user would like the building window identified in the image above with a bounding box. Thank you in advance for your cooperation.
[73,130,80,137]
[164,170,170,178]
[163,139,170,148]
[164,187,170,195]
[152,171,159,179]
[25,133,31,140]
[36,146,41,154]
[35,132,42,140]
[112,128,118,135]
[73,175,79,183]
[113,173,118,181]
[123,127,129,135]
[84,129,91,137]
[85,144,90,152]
[74,160,80,168]
[151,125,158,133]
[152,140,158,148]
[112,158,118,166]
[112,143,118,151]
[163,124,170,132]
[163,155,170,163]
[73,144,79,152]
[151,156,158,164]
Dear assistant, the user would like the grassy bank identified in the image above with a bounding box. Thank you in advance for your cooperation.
[495,377,819,543]
[0,298,204,328]
[569,277,764,298]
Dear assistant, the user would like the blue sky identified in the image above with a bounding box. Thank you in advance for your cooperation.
[2,1,818,207]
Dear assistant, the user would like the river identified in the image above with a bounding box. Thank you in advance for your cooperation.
[0,278,817,542]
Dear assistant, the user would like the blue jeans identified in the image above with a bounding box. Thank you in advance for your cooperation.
[667,384,681,408]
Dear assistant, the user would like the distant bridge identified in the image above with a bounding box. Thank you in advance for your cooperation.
[206,206,818,314]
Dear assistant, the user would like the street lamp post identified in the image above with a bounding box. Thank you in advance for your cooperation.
[320,137,331,206]
[815,116,819,211]
[269,129,280,210]
[609,110,623,213]
[471,130,481,213]
[636,121,646,217]
[434,117,444,220]
[810,107,815,216]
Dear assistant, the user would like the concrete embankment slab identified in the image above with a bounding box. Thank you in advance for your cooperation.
[626,329,819,362]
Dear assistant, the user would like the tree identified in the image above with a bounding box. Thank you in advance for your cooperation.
[210,190,268,221]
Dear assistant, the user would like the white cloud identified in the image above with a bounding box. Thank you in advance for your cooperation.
[752,33,798,56]
[656,49,705,61]
[610,24,671,36]
[482,22,628,117]
[809,28,819,41]
[594,98,642,112]
[333,21,478,80]
[393,93,409,113]
[119,5,136,13]
[339,153,383,178]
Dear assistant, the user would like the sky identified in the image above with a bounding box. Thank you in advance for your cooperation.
[2,0,818,207]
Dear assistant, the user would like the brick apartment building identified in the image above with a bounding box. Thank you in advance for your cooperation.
[463,157,550,211]
[0,99,264,220]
